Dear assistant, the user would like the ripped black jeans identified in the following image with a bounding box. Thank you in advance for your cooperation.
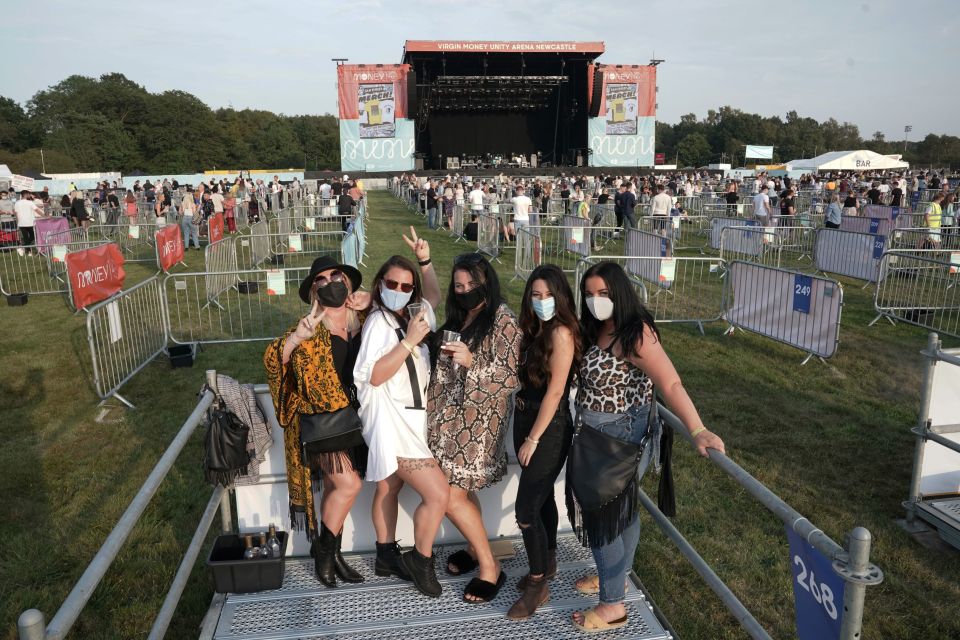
[513,399,573,576]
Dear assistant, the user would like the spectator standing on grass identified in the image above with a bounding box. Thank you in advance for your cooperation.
[890,180,904,208]
[211,186,225,222]
[615,182,639,232]
[426,180,439,230]
[468,182,485,215]
[69,190,90,230]
[825,194,842,228]
[925,193,944,248]
[842,190,859,217]
[15,191,45,254]
[224,190,237,233]
[649,183,671,233]
[752,185,772,225]
[337,186,356,232]
[180,189,201,250]
[867,183,882,205]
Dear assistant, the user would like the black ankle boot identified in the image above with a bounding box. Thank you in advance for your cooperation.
[399,547,441,598]
[312,523,338,588]
[375,541,411,580]
[333,531,364,583]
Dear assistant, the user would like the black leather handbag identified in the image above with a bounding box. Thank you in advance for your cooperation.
[204,401,251,487]
[299,406,364,461]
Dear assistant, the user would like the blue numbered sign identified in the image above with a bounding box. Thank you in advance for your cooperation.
[792,274,812,314]
[786,526,846,640]
[659,238,667,257]
[872,235,885,260]
[868,218,880,234]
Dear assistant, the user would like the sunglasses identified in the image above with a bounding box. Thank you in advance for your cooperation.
[313,270,344,287]
[383,278,414,293]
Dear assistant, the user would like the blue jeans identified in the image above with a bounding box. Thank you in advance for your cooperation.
[427,206,438,229]
[181,215,200,248]
[578,405,654,605]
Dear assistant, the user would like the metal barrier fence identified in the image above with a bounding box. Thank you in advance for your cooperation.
[720,226,817,272]
[85,275,168,406]
[890,227,960,251]
[165,267,311,344]
[574,255,726,332]
[814,228,884,283]
[204,238,240,303]
[476,213,501,260]
[723,261,844,364]
[840,216,896,236]
[513,224,622,281]
[711,217,758,250]
[871,251,960,338]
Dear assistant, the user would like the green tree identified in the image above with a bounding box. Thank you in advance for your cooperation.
[676,132,711,167]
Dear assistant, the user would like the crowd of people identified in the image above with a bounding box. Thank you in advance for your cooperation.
[265,230,726,632]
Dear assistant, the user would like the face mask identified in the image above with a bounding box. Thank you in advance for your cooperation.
[455,285,486,310]
[380,283,412,312]
[315,280,348,307]
[585,296,614,321]
[531,297,555,321]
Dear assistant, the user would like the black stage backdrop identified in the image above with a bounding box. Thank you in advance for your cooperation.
[427,111,556,159]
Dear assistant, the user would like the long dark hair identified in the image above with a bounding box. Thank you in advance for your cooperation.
[519,264,582,389]
[370,255,422,328]
[579,262,659,358]
[437,253,502,351]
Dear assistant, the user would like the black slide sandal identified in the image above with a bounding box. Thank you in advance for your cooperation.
[446,549,479,576]
[463,571,506,603]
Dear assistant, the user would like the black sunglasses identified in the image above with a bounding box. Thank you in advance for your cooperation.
[383,278,414,293]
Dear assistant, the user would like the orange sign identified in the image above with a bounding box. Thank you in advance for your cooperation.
[337,64,410,120]
[66,243,126,310]
[155,224,184,272]
[208,213,225,244]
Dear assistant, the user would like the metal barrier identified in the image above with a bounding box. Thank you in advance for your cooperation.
[720,225,817,272]
[840,216,896,236]
[204,238,239,302]
[165,267,311,344]
[647,403,883,640]
[17,373,232,640]
[813,228,884,283]
[85,275,168,406]
[723,261,844,364]
[575,255,726,332]
[476,213,501,260]
[512,224,622,281]
[625,227,671,285]
[870,251,960,338]
[890,227,960,251]
[711,217,758,250]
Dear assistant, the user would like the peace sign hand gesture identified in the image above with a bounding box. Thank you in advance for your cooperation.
[402,226,430,262]
[293,300,326,342]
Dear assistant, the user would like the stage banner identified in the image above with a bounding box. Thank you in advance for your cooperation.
[338,64,415,172]
[155,223,185,272]
[208,213,224,244]
[745,145,774,159]
[66,243,126,310]
[588,65,656,167]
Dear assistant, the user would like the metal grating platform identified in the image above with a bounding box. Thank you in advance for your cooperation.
[917,497,960,550]
[208,534,672,640]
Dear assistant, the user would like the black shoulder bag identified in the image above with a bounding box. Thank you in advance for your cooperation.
[204,398,251,487]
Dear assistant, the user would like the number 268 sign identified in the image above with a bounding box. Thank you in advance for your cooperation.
[786,527,846,640]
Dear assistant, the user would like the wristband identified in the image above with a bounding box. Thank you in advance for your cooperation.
[400,339,416,354]
[525,436,540,445]
[689,426,707,439]
[418,258,432,267]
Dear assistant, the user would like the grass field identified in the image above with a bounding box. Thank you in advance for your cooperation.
[2,191,959,639]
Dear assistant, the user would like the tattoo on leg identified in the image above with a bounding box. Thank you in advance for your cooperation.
[397,457,438,472]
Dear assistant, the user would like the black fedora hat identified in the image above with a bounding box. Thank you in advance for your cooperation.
[298,255,363,304]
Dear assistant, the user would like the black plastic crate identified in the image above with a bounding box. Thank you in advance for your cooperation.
[207,530,289,594]
[168,344,195,368]
[6,293,28,306]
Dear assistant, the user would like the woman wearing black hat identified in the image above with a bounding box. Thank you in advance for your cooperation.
[264,255,371,587]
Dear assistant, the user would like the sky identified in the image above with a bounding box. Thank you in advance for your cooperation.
[3,0,958,142]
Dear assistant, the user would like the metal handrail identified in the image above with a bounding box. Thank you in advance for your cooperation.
[650,403,883,640]
[18,371,229,640]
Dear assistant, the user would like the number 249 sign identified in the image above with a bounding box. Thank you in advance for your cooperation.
[786,526,846,640]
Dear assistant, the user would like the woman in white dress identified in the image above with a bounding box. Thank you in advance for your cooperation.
[354,227,449,598]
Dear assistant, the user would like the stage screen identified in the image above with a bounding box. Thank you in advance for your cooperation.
[588,65,656,167]
[337,64,415,172]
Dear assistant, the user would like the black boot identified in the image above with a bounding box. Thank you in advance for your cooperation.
[312,523,338,588]
[375,541,411,580]
[399,547,442,598]
[334,531,364,584]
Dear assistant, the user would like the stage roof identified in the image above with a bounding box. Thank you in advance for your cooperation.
[403,40,605,57]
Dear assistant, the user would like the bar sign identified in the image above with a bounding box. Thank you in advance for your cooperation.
[872,235,885,260]
[793,274,812,314]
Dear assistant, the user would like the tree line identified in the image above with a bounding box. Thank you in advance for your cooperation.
[1,73,957,175]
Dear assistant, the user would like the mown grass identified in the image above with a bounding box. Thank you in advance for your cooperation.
[1,191,959,639]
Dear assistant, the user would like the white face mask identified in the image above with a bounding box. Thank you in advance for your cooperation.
[585,296,614,321]
[531,296,555,321]
[380,283,412,312]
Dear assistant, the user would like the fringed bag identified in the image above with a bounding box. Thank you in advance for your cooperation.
[204,399,251,487]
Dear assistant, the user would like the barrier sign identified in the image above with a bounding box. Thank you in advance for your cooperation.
[156,224,185,272]
[266,269,285,295]
[786,526,845,640]
[869,218,880,234]
[209,213,225,244]
[793,274,812,314]
[66,243,126,310]
[872,235,885,260]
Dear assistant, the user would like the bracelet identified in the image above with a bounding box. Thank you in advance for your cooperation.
[525,436,540,445]
[689,426,707,439]
[418,258,432,267]
[400,339,416,354]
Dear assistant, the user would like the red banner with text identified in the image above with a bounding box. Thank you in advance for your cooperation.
[156,223,185,271]
[337,64,410,121]
[208,213,224,244]
[594,65,656,118]
[66,243,126,310]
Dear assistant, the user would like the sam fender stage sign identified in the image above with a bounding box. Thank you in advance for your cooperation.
[588,65,656,167]
[338,64,415,172]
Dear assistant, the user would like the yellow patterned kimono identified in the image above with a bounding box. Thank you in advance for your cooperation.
[264,324,352,541]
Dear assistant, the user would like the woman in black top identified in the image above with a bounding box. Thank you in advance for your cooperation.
[507,264,581,620]
[69,191,89,229]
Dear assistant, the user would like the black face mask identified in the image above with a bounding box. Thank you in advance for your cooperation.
[455,285,486,311]
[315,281,348,307]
